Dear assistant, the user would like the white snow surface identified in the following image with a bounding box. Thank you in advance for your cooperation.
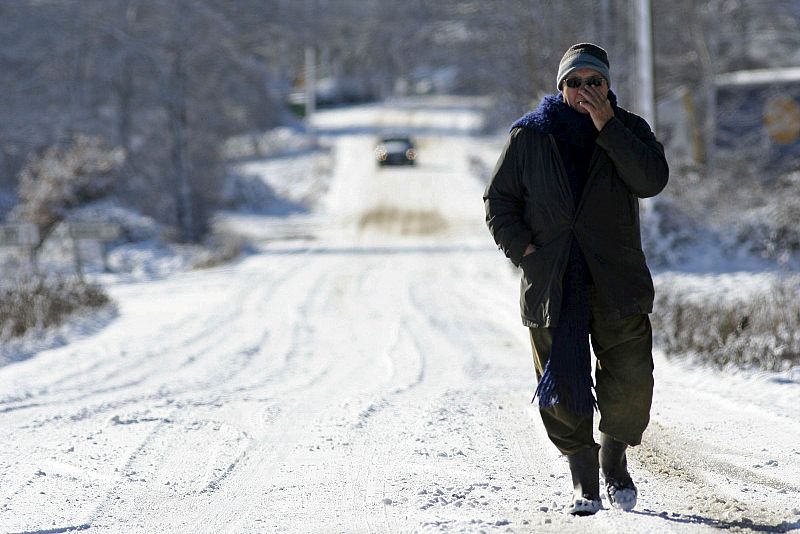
[2,96,800,533]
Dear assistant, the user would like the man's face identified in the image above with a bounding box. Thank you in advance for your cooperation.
[560,68,608,114]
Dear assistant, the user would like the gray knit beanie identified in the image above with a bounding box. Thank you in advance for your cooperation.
[556,43,611,90]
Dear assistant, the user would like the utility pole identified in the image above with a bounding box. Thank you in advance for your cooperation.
[305,45,316,146]
[635,0,657,217]
[600,0,611,46]
[703,0,719,173]
[303,0,317,146]
[636,0,656,133]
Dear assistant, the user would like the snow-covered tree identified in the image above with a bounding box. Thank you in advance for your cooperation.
[11,136,124,250]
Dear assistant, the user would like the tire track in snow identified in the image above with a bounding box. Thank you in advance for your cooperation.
[0,262,297,418]
[327,252,536,531]
[407,265,530,387]
[326,254,429,430]
[98,258,333,527]
[343,314,430,533]
[0,257,316,532]
[83,415,177,528]
[79,408,261,530]
[208,255,344,406]
[184,246,450,528]
[635,422,800,532]
[164,252,335,401]
[200,251,458,532]
[147,254,377,531]
[0,260,300,428]
[82,266,295,395]
[241,254,426,533]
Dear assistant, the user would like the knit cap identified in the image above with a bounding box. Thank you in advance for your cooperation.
[556,43,611,90]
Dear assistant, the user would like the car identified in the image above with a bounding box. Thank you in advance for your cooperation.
[374,136,417,166]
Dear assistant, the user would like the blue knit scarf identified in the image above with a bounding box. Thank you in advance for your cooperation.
[512,92,618,416]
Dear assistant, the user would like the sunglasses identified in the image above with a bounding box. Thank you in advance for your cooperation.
[563,76,605,89]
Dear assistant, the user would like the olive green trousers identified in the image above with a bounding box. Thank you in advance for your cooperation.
[528,308,654,456]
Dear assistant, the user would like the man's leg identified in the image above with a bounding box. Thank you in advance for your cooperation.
[589,312,654,446]
[528,327,596,455]
[589,310,653,511]
[530,327,601,515]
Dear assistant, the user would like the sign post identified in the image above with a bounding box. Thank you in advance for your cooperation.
[67,222,121,278]
[0,223,40,273]
[0,224,39,248]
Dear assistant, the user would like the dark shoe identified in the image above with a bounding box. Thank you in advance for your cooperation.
[567,445,602,516]
[599,433,637,511]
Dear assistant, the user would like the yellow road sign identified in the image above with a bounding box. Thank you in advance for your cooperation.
[763,95,800,144]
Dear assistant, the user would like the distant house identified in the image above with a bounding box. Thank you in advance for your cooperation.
[656,68,800,173]
[714,67,800,172]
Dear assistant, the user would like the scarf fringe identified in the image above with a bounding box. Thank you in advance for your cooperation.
[533,361,597,417]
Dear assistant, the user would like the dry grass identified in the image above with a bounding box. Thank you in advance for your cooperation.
[652,278,800,371]
[190,233,246,270]
[358,206,449,236]
[0,274,111,341]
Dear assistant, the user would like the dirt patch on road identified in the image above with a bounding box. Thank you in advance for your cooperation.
[358,206,449,236]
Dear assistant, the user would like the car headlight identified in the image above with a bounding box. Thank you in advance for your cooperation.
[405,148,416,160]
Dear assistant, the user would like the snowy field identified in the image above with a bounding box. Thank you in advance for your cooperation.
[1,96,800,533]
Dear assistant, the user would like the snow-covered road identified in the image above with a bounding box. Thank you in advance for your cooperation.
[2,97,799,533]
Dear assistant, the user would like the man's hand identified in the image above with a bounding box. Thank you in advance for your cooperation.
[523,243,536,257]
[578,85,614,131]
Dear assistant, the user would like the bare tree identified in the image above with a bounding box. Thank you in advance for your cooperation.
[11,135,124,257]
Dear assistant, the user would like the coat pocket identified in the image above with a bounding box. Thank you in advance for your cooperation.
[518,232,571,326]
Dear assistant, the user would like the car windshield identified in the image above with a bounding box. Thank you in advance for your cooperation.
[382,141,411,152]
[380,137,411,145]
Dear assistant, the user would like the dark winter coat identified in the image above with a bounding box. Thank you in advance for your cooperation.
[484,97,669,328]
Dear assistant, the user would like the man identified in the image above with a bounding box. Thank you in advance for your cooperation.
[483,43,668,516]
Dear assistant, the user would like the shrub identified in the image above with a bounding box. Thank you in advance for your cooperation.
[0,274,111,341]
[652,277,800,371]
[730,199,800,262]
[189,233,246,270]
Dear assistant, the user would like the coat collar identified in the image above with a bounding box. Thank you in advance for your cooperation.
[511,91,619,147]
